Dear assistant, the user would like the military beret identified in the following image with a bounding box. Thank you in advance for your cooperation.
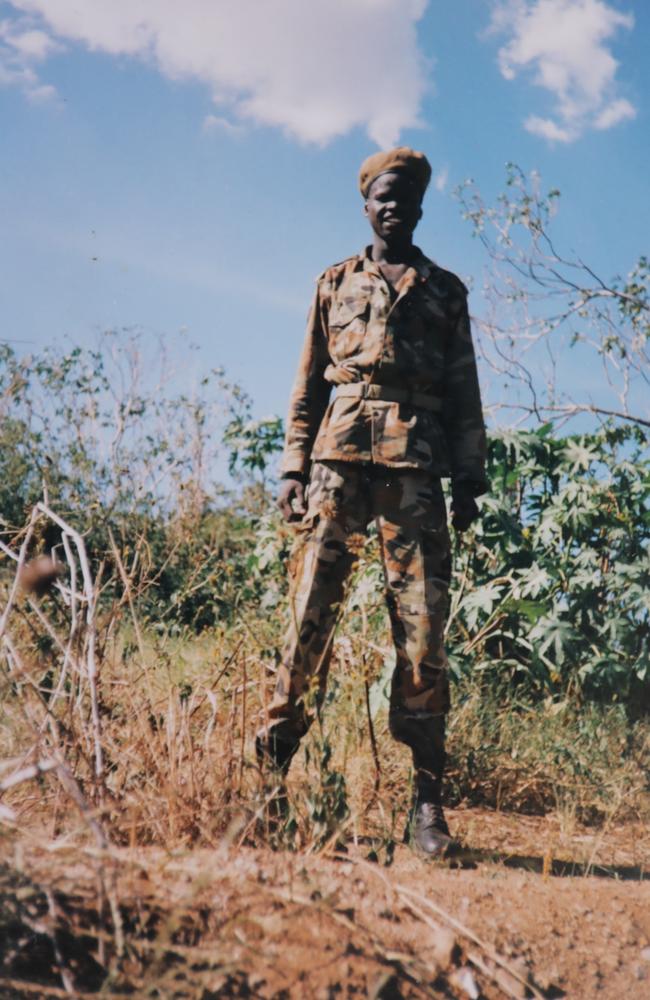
[359,146,432,199]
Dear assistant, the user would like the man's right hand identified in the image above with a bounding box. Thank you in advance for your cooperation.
[450,485,480,532]
[277,477,307,522]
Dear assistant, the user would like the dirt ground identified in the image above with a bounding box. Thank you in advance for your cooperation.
[1,806,650,999]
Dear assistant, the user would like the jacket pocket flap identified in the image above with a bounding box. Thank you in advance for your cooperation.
[328,298,369,327]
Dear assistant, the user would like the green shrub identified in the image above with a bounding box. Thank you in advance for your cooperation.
[447,423,650,705]
[1,337,648,704]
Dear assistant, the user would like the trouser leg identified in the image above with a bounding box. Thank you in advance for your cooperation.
[373,471,454,855]
[373,472,451,737]
[257,462,369,758]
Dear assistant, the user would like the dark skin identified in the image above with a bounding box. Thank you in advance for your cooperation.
[278,170,479,531]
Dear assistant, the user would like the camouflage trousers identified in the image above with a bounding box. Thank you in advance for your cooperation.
[260,461,452,749]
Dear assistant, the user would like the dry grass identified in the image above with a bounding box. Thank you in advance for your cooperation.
[1,524,648,851]
[1,502,649,996]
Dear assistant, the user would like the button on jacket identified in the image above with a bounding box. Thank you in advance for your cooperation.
[281,247,488,495]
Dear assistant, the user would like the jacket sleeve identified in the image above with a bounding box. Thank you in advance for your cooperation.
[440,290,488,496]
[280,280,332,477]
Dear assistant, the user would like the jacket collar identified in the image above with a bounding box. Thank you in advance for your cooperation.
[359,245,437,284]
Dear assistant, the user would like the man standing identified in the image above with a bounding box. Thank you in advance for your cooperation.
[257,147,487,856]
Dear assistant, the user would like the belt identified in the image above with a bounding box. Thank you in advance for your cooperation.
[335,383,442,412]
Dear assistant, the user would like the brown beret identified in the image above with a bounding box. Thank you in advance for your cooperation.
[359,146,432,199]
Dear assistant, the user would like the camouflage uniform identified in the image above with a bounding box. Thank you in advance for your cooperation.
[263,246,487,746]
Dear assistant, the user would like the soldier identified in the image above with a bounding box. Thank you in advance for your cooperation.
[256,147,487,856]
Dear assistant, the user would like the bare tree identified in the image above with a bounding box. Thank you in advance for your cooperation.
[456,164,649,430]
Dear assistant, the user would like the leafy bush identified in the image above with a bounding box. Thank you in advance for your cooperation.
[447,423,650,705]
[0,335,273,628]
[1,336,648,704]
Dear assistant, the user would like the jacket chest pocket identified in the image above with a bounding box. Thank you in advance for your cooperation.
[327,298,370,359]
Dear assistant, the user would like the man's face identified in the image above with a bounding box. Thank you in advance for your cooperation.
[364,171,422,244]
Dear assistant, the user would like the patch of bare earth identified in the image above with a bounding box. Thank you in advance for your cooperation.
[1,807,649,999]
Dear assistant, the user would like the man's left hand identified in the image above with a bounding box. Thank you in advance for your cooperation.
[451,488,480,532]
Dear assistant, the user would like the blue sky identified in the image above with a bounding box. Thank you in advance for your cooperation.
[1,0,648,429]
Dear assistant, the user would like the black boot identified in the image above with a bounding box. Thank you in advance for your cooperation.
[255,723,302,828]
[411,767,452,858]
[411,717,453,857]
[255,726,301,775]
[391,714,453,858]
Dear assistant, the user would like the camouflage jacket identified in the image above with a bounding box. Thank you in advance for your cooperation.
[281,247,488,495]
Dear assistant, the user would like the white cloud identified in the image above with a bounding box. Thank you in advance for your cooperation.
[433,165,449,192]
[488,0,636,142]
[25,80,56,102]
[202,113,243,135]
[5,26,58,59]
[3,0,430,147]
[594,96,636,129]
[524,114,573,142]
[0,15,62,101]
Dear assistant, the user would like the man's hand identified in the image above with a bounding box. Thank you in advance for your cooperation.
[277,476,307,522]
[451,486,480,532]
